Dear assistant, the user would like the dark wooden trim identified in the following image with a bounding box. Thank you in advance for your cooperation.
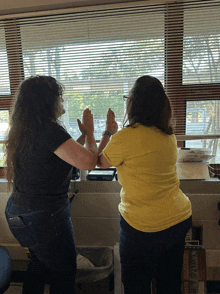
[4,19,24,109]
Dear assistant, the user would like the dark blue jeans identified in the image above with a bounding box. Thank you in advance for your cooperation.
[119,214,192,294]
[5,195,76,294]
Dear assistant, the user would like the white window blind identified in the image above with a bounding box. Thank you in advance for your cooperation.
[0,0,220,159]
[18,6,164,139]
[0,27,10,95]
[183,2,220,84]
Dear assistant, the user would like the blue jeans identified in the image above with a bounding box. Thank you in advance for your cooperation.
[5,195,76,294]
[119,214,192,294]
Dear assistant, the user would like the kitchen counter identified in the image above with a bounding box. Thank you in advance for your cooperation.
[70,178,220,195]
[0,178,220,194]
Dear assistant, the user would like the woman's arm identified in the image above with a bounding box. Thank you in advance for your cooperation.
[55,108,98,170]
[76,118,86,146]
[97,108,118,169]
[76,133,86,146]
[54,137,97,170]
[98,108,118,154]
[97,153,112,168]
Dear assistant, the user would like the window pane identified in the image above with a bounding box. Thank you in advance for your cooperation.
[20,7,164,139]
[183,4,220,84]
[0,109,9,167]
[0,27,10,95]
[0,144,5,166]
[0,109,9,140]
[186,100,220,162]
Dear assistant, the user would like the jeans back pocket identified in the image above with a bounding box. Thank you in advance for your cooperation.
[6,214,37,248]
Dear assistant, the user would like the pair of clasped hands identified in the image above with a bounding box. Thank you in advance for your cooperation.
[77,108,118,137]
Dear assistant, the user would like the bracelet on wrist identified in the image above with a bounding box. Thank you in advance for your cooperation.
[102,130,112,138]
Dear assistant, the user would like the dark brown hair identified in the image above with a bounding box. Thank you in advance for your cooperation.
[4,75,64,189]
[127,75,173,135]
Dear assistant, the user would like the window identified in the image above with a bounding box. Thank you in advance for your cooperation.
[0,109,9,166]
[0,0,220,163]
[0,27,10,95]
[186,100,220,134]
[172,0,220,163]
[18,7,164,139]
[183,4,220,84]
[186,100,220,161]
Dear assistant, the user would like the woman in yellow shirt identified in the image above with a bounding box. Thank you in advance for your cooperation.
[98,75,192,294]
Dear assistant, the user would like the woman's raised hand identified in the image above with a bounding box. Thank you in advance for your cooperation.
[106,108,118,135]
[77,108,94,135]
[77,119,86,135]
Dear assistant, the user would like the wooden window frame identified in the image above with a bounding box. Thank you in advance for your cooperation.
[1,20,24,109]
[165,2,220,146]
[1,1,220,146]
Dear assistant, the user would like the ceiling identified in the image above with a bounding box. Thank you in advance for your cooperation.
[0,0,170,16]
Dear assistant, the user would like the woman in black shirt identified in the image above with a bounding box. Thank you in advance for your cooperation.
[5,75,97,294]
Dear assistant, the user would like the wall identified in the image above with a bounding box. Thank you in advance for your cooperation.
[70,181,121,247]
[1,179,220,282]
[0,181,121,248]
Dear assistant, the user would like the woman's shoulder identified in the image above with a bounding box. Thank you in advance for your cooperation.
[114,124,151,138]
[44,121,68,133]
[41,121,71,141]
[113,125,134,137]
[113,123,176,140]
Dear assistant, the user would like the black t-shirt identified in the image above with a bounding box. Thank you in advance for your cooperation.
[11,122,73,210]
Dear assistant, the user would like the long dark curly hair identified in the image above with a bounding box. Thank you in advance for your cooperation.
[5,75,64,188]
[126,75,174,135]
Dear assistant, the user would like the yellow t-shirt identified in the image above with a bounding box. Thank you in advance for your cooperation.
[102,123,192,232]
